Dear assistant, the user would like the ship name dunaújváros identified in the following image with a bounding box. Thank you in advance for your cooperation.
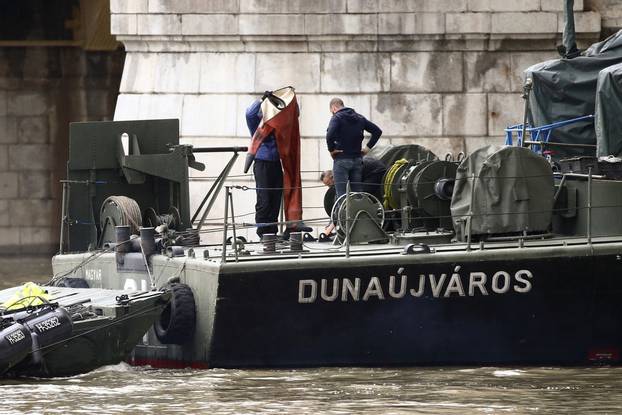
[298,267,533,304]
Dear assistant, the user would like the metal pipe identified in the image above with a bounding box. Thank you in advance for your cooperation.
[59,181,68,254]
[523,141,596,149]
[466,173,476,250]
[345,181,351,258]
[195,152,239,230]
[279,192,284,236]
[229,190,239,263]
[191,146,248,153]
[520,78,533,147]
[221,186,230,263]
[587,167,592,245]
[562,0,579,58]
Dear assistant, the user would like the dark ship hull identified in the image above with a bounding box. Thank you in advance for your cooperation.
[0,287,169,377]
[52,237,622,368]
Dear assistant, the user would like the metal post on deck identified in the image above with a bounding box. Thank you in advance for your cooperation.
[229,189,239,263]
[279,192,284,236]
[59,181,69,254]
[466,173,476,251]
[345,180,351,258]
[587,167,592,245]
[221,186,230,263]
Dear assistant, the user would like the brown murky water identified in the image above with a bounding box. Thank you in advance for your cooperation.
[1,257,621,414]
[2,365,622,414]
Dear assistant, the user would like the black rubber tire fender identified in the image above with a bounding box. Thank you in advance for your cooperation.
[154,283,196,345]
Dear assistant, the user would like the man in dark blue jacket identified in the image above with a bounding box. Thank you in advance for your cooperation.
[246,99,282,237]
[326,97,382,199]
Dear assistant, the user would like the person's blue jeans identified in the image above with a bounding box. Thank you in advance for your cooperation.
[333,156,363,199]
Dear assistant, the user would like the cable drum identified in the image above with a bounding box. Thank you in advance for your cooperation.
[99,196,142,244]
[331,192,385,239]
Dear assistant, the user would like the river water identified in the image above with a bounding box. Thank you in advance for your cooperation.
[2,259,622,413]
[2,364,622,414]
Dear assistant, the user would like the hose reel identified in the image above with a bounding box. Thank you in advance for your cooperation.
[330,192,388,244]
[99,196,142,246]
[383,159,458,232]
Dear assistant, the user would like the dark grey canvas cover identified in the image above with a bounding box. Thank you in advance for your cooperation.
[368,144,438,166]
[525,30,622,159]
[596,62,622,157]
[451,146,554,240]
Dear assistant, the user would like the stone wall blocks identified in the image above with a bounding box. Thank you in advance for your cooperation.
[464,52,511,92]
[110,0,148,13]
[240,0,346,13]
[321,53,390,93]
[378,13,445,35]
[558,11,601,34]
[111,14,138,35]
[182,14,239,36]
[0,91,6,116]
[510,51,556,91]
[9,200,54,226]
[0,146,7,171]
[298,94,371,137]
[8,145,51,171]
[467,0,539,12]
[0,227,20,247]
[18,227,56,250]
[119,53,157,93]
[305,14,377,35]
[0,201,8,226]
[137,14,182,35]
[371,94,443,136]
[491,12,558,34]
[149,0,239,14]
[541,0,583,11]
[114,94,141,120]
[0,172,18,198]
[239,14,305,36]
[18,171,51,199]
[153,53,201,93]
[378,0,466,12]
[137,94,184,121]
[347,0,379,13]
[443,94,488,136]
[200,54,255,93]
[446,13,491,34]
[17,117,48,144]
[181,95,238,136]
[7,92,48,116]
[390,52,463,92]
[255,53,320,93]
[300,138,321,181]
[487,93,524,136]
[0,117,17,144]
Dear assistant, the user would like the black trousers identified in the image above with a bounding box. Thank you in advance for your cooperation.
[254,159,283,237]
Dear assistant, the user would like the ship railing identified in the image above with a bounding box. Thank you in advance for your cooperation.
[504,114,595,154]
[209,168,617,263]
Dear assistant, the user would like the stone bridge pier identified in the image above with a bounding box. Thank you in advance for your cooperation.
[110,0,601,242]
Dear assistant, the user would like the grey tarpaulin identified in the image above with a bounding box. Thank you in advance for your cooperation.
[596,62,622,157]
[368,144,438,166]
[525,30,622,159]
[451,146,554,241]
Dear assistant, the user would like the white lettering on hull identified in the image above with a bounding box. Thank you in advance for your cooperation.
[298,268,534,304]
